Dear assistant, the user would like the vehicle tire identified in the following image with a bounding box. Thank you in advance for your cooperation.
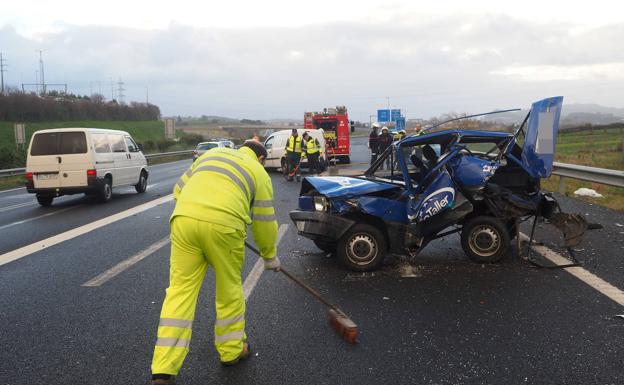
[313,239,337,254]
[281,158,288,176]
[337,224,386,271]
[36,194,53,207]
[461,216,510,263]
[340,156,351,164]
[135,171,148,193]
[99,177,113,203]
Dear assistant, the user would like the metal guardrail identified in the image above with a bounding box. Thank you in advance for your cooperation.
[0,150,194,178]
[552,162,624,193]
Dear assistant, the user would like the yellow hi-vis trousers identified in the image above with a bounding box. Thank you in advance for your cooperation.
[151,216,247,375]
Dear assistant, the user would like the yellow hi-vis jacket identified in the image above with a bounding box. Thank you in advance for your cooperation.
[305,137,320,154]
[286,135,302,153]
[172,147,278,259]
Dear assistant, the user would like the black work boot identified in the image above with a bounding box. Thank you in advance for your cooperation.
[151,374,176,385]
[221,342,251,366]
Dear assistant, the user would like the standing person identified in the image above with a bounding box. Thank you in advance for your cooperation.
[377,126,393,170]
[302,132,322,175]
[414,123,424,136]
[284,128,303,181]
[368,122,380,165]
[150,140,279,385]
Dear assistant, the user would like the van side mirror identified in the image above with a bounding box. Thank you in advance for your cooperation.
[137,143,144,152]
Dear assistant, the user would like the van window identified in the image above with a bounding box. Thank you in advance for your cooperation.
[109,135,127,152]
[92,133,111,153]
[31,132,87,155]
[264,136,274,149]
[124,136,138,152]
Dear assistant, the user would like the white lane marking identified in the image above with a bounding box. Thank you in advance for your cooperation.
[243,224,289,300]
[0,187,26,194]
[520,233,624,306]
[0,194,173,267]
[0,201,36,213]
[0,206,79,231]
[147,182,160,190]
[82,236,171,287]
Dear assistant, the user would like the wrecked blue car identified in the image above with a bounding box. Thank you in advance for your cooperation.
[289,97,586,271]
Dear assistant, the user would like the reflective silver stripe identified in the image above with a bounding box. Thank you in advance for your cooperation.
[193,165,250,200]
[200,156,256,200]
[253,199,273,208]
[159,318,193,329]
[175,169,193,190]
[215,314,245,328]
[155,337,190,348]
[253,214,276,222]
[214,330,245,344]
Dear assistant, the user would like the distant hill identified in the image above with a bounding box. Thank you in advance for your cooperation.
[482,103,624,127]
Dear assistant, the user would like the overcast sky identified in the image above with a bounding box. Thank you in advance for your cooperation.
[1,0,623,121]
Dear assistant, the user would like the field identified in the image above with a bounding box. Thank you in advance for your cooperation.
[0,121,201,169]
[544,127,624,211]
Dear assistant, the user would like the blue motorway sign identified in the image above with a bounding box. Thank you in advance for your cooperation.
[391,109,401,121]
[377,109,390,122]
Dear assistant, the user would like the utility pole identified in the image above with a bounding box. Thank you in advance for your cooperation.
[145,86,149,104]
[37,50,45,95]
[117,78,125,104]
[0,53,7,95]
[110,77,114,101]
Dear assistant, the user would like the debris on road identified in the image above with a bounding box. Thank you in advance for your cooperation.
[574,188,604,198]
[398,263,422,278]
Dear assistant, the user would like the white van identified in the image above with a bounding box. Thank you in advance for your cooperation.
[25,128,149,206]
[263,129,327,171]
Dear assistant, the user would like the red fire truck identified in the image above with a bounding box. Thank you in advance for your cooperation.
[304,106,354,164]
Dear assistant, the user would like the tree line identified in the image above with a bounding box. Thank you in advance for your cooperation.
[0,91,160,122]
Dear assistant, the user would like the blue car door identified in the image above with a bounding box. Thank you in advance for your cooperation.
[520,96,563,178]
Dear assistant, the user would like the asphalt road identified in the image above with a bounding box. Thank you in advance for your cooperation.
[0,139,623,385]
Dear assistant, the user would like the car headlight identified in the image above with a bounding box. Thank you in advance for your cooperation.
[314,196,329,212]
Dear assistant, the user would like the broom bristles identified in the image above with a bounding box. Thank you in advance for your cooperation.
[328,309,358,344]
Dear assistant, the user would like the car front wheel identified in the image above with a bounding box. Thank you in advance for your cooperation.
[337,224,386,271]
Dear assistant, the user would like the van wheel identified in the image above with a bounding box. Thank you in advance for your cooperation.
[36,194,53,207]
[99,177,113,203]
[461,216,510,263]
[280,158,287,175]
[337,224,386,271]
[135,171,148,193]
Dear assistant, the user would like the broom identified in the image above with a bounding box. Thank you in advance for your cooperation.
[244,242,358,344]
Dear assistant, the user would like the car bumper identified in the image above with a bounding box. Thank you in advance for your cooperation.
[289,210,355,242]
[27,178,105,196]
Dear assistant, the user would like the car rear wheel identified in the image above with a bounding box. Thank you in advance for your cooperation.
[313,239,337,254]
[36,194,53,207]
[337,224,386,271]
[135,171,148,193]
[461,216,510,263]
[99,177,113,203]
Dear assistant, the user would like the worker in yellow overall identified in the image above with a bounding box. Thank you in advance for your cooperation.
[285,129,303,181]
[302,132,322,175]
[151,140,279,385]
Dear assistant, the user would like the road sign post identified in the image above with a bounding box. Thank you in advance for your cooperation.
[14,123,25,148]
[164,119,176,140]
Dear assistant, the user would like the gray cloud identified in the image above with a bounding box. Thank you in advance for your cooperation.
[1,15,623,121]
